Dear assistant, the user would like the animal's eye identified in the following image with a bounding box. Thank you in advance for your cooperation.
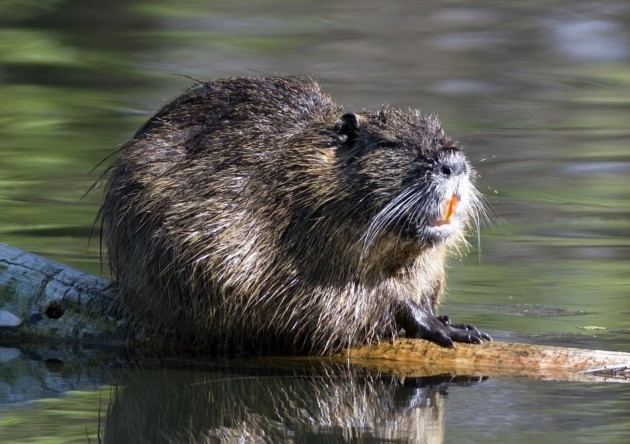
[377,140,398,148]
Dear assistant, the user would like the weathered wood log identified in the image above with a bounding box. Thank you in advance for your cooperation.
[1,242,629,382]
[335,339,630,383]
[0,243,125,345]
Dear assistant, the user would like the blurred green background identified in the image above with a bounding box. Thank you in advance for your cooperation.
[2,0,628,348]
[0,1,629,442]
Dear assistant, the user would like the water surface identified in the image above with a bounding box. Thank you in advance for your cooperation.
[0,0,629,442]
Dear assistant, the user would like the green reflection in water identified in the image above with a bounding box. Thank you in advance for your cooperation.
[0,387,112,443]
[1,0,629,442]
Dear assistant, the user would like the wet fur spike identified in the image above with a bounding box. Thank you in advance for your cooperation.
[100,76,482,355]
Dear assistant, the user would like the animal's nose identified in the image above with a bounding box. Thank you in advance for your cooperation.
[436,153,467,177]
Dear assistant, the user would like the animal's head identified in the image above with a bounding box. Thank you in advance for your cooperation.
[333,108,483,254]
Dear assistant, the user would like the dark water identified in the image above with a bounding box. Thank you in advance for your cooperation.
[1,0,629,442]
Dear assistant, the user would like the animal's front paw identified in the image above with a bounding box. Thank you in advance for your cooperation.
[395,301,491,348]
[436,314,492,344]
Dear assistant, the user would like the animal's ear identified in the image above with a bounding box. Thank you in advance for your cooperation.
[336,113,361,141]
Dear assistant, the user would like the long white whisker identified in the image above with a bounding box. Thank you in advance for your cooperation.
[361,188,415,247]
[356,187,419,276]
[393,185,434,246]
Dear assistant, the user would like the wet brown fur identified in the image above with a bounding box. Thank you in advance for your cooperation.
[101,76,479,355]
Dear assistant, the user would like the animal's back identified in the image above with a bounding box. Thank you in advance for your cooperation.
[102,77,344,352]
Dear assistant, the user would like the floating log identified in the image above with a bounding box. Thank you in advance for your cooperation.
[1,242,629,382]
[337,339,630,383]
[0,243,124,345]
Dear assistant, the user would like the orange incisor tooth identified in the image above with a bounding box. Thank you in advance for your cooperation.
[446,194,459,223]
[439,194,459,225]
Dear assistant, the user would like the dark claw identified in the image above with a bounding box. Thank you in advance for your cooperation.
[438,314,492,343]
[420,315,455,348]
[395,302,455,348]
[397,302,492,347]
[447,327,482,344]
[447,319,492,344]
[431,329,455,348]
[437,314,451,326]
[452,323,482,336]
[395,302,495,347]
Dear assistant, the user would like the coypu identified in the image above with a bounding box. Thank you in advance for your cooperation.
[101,76,491,355]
